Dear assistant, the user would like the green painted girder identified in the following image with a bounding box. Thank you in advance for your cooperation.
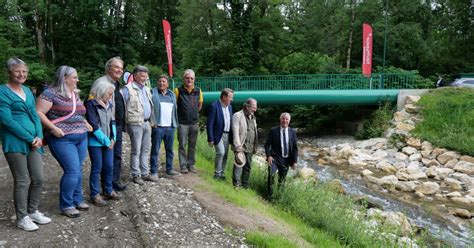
[203,89,399,105]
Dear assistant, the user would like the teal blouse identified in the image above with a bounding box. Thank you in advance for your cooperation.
[0,84,43,154]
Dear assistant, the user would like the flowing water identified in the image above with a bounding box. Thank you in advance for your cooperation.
[298,136,473,247]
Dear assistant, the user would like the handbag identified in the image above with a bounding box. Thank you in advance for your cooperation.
[42,93,77,146]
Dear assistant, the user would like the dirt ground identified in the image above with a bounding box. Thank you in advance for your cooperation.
[0,136,305,247]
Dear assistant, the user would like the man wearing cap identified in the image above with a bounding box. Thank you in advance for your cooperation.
[122,65,154,185]
[206,88,234,180]
[174,69,203,174]
[232,98,258,188]
[264,112,298,198]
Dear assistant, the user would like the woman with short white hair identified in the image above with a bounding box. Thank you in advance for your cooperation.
[85,80,119,206]
[0,58,51,231]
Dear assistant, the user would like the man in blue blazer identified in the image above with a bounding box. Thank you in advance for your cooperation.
[206,88,234,180]
[264,112,298,199]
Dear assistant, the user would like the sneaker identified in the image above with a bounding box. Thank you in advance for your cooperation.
[166,170,180,176]
[61,208,80,218]
[188,167,197,173]
[29,210,52,225]
[76,202,90,211]
[143,174,159,182]
[104,191,121,201]
[132,176,144,185]
[17,216,39,231]
[113,180,127,191]
[180,167,189,174]
[91,195,108,207]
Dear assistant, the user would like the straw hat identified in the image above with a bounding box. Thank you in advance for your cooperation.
[234,151,246,167]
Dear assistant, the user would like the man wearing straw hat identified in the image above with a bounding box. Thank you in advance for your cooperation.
[231,98,258,188]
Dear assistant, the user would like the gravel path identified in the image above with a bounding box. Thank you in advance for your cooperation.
[0,136,245,247]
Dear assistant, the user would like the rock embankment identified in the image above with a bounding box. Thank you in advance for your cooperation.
[318,95,473,225]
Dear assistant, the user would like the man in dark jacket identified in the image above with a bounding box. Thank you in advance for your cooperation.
[173,69,203,174]
[264,112,298,199]
[93,57,127,191]
[206,88,234,180]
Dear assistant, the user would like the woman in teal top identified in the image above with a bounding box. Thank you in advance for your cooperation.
[0,58,51,231]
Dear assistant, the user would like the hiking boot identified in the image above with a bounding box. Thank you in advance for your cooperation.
[132,176,144,185]
[17,216,38,231]
[113,180,127,191]
[143,174,159,182]
[180,167,189,174]
[92,195,108,207]
[188,167,197,173]
[29,210,52,225]
[166,170,180,176]
[76,202,90,211]
[104,191,121,201]
[61,208,81,218]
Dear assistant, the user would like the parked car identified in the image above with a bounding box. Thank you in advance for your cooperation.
[450,78,474,88]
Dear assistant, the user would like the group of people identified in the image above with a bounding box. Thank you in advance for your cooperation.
[0,56,298,232]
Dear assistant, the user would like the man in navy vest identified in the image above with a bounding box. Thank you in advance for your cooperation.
[264,112,298,199]
[206,88,234,180]
[174,69,203,174]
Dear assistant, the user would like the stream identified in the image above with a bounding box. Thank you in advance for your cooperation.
[297,135,472,247]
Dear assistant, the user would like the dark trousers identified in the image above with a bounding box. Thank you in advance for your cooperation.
[267,157,290,198]
[113,124,123,183]
[233,152,253,188]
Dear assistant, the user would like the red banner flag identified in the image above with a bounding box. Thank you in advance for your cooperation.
[162,19,173,78]
[362,23,373,77]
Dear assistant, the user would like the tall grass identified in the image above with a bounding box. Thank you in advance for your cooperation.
[413,87,474,156]
[355,101,395,140]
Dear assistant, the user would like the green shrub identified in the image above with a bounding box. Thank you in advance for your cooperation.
[355,102,395,140]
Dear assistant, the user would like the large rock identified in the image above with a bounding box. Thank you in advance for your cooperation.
[395,152,408,161]
[396,181,418,192]
[348,150,375,167]
[406,137,422,149]
[437,151,460,165]
[354,138,387,150]
[415,182,440,195]
[422,158,440,167]
[402,146,418,156]
[297,167,317,180]
[409,153,422,161]
[451,196,474,205]
[448,208,472,219]
[431,148,447,158]
[382,211,413,236]
[404,104,420,114]
[396,123,415,132]
[421,141,433,152]
[376,160,396,173]
[405,95,421,104]
[372,149,388,160]
[460,155,474,163]
[443,178,463,191]
[379,175,399,189]
[451,173,474,190]
[444,159,458,169]
[393,111,410,122]
[453,161,474,175]
[361,169,373,177]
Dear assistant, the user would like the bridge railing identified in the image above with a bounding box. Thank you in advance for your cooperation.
[177,73,415,92]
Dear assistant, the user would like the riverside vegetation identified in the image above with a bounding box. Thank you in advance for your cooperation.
[193,87,473,247]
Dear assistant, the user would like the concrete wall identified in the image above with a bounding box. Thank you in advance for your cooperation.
[397,89,430,111]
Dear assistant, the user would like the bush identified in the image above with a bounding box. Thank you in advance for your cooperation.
[355,102,395,140]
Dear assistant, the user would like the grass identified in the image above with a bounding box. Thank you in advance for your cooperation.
[413,87,474,156]
[193,134,343,247]
[355,101,395,140]
[192,134,424,247]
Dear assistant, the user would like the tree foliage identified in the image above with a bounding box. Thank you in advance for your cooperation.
[0,0,472,88]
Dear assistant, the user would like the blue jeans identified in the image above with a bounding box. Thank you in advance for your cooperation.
[47,133,87,211]
[88,146,113,198]
[113,124,123,183]
[150,126,175,174]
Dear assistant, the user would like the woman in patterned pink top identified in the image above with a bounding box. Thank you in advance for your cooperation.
[36,66,92,218]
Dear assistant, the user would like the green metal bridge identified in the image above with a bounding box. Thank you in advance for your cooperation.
[171,73,416,105]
